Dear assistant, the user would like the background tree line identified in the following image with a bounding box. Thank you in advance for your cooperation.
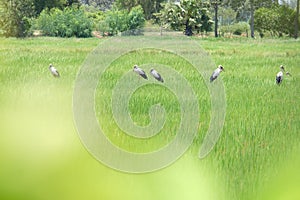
[0,0,299,38]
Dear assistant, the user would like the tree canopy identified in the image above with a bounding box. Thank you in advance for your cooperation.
[155,0,213,36]
[0,0,299,38]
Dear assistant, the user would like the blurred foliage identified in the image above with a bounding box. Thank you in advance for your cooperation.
[81,4,105,30]
[32,6,93,37]
[33,0,66,15]
[114,0,165,20]
[79,0,114,11]
[254,5,298,37]
[0,0,298,38]
[99,5,145,36]
[220,22,249,36]
[0,0,36,37]
[33,0,81,15]
[154,0,213,36]
[218,6,237,26]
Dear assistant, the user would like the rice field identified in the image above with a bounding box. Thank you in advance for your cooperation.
[0,36,299,200]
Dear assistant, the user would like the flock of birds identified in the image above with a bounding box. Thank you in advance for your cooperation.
[131,64,291,85]
[49,63,291,85]
[132,64,225,83]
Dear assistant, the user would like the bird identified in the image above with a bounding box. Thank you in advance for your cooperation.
[210,65,224,82]
[275,65,285,85]
[285,71,292,77]
[49,64,60,78]
[150,68,164,82]
[133,65,147,79]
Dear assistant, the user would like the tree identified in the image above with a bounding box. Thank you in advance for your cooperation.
[64,0,80,6]
[156,0,213,36]
[102,5,145,36]
[33,0,65,15]
[254,4,296,37]
[218,6,236,26]
[115,0,138,11]
[115,0,165,20]
[225,0,274,38]
[295,0,299,38]
[79,0,114,11]
[210,0,223,37]
[0,0,35,37]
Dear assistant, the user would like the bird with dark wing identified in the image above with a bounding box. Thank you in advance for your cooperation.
[210,65,224,82]
[49,64,60,78]
[276,65,285,85]
[276,65,292,85]
[133,65,148,79]
[150,68,164,83]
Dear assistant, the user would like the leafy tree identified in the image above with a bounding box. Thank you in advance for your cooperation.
[101,5,145,36]
[254,4,296,37]
[138,0,165,20]
[64,0,81,7]
[115,0,138,11]
[127,5,146,30]
[79,0,114,11]
[155,0,213,36]
[33,0,65,15]
[104,8,128,35]
[0,0,35,37]
[224,0,274,38]
[295,0,299,38]
[114,0,165,20]
[153,2,180,30]
[218,6,236,26]
[81,3,105,30]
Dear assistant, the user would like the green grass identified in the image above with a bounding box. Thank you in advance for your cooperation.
[0,36,300,200]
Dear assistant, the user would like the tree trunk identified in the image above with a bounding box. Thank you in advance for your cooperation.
[214,3,218,37]
[250,2,255,38]
[185,25,193,36]
[185,20,193,36]
[295,0,299,39]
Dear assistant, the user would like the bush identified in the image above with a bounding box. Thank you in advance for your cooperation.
[254,5,297,37]
[99,5,145,36]
[81,4,105,31]
[33,7,93,37]
[220,22,249,37]
[232,22,249,36]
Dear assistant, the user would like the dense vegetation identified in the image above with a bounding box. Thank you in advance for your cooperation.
[0,0,299,38]
[33,7,93,37]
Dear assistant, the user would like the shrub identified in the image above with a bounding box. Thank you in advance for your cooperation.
[34,7,93,37]
[81,4,105,31]
[220,22,249,37]
[99,5,145,36]
[232,22,249,36]
[254,5,297,37]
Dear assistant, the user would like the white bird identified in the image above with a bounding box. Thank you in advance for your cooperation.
[276,65,285,85]
[150,68,164,82]
[276,65,292,85]
[210,65,224,82]
[49,64,60,78]
[133,65,147,79]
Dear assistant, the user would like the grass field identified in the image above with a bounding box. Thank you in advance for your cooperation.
[0,36,300,200]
